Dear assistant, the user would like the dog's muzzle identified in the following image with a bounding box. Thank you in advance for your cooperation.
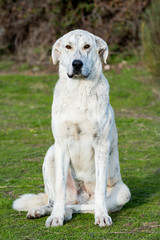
[67,59,84,78]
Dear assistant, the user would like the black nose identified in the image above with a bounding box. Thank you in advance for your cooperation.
[72,60,83,70]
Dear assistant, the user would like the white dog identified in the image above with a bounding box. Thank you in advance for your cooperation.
[13,29,131,228]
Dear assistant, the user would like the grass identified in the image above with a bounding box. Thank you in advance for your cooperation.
[0,64,160,239]
[0,61,14,71]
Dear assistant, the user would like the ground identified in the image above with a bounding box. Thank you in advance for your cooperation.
[0,60,160,239]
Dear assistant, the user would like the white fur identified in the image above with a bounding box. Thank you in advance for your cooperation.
[13,30,131,228]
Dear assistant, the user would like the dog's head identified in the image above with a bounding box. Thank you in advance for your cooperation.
[52,29,108,79]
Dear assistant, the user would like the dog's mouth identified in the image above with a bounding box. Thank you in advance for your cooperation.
[67,71,90,79]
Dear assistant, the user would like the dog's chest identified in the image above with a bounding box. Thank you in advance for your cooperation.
[53,99,96,140]
[52,82,98,140]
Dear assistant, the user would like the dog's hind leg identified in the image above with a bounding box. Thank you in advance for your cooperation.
[64,181,131,223]
[66,204,94,214]
[65,204,94,221]
[27,145,55,219]
[107,181,131,213]
[107,127,131,213]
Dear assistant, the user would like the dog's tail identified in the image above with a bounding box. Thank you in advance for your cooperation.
[12,193,48,211]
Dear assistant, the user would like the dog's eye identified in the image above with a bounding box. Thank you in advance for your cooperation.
[84,44,90,49]
[66,45,72,49]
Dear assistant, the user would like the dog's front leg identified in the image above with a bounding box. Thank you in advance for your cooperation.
[94,139,112,227]
[45,141,69,227]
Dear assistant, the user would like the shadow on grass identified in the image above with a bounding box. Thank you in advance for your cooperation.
[123,171,160,210]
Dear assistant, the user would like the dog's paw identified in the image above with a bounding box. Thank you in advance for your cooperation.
[95,213,112,227]
[64,207,73,221]
[45,216,64,227]
[27,208,43,219]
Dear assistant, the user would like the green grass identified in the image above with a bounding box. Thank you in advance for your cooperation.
[18,64,30,71]
[0,66,160,239]
[0,61,14,71]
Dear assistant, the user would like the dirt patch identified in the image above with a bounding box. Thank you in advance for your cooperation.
[116,109,160,122]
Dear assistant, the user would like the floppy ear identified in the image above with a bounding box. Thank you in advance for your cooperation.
[95,37,108,64]
[51,37,62,65]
